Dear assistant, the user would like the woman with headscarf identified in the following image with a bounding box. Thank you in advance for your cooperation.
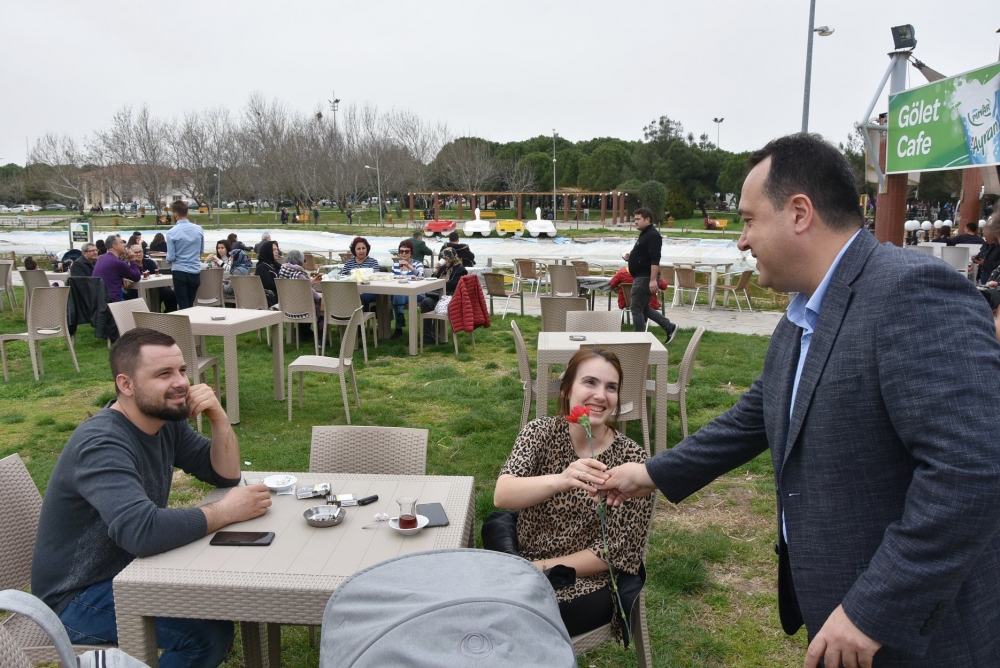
[222,247,253,297]
[277,249,323,328]
[254,240,281,306]
[419,247,467,344]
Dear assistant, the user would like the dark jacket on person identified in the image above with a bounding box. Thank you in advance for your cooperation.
[411,237,434,266]
[442,241,476,266]
[149,240,167,253]
[436,262,468,295]
[947,234,986,246]
[67,276,115,341]
[69,258,95,278]
[628,225,663,278]
[979,243,1000,282]
[255,260,280,295]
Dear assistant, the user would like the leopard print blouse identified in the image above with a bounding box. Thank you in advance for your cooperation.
[499,416,654,608]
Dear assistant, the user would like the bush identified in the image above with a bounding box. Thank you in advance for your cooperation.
[665,187,694,220]
[638,181,667,224]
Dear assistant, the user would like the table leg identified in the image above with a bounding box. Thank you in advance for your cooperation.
[408,293,419,356]
[273,322,284,402]
[708,267,719,310]
[117,613,159,667]
[672,268,681,307]
[536,363,551,418]
[240,621,266,668]
[222,335,240,424]
[654,360,667,454]
[375,295,392,339]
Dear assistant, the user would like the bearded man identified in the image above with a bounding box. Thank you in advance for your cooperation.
[31,328,272,668]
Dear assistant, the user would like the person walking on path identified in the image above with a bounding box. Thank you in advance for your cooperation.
[623,207,676,344]
[597,134,1000,668]
[166,200,204,309]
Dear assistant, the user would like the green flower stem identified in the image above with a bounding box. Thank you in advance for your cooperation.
[581,416,629,633]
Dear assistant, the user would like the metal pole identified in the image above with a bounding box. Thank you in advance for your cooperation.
[375,143,383,227]
[216,169,221,226]
[802,0,817,132]
[552,130,557,226]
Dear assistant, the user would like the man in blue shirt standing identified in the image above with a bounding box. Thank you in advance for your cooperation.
[166,201,204,309]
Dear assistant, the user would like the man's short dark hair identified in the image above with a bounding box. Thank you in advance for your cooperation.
[747,133,863,232]
[412,230,423,239]
[967,221,979,234]
[171,200,188,217]
[634,207,653,222]
[110,329,178,393]
[448,231,460,242]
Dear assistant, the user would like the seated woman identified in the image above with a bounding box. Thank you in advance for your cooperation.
[254,240,281,307]
[277,249,323,332]
[209,239,231,269]
[123,244,177,312]
[149,233,167,254]
[341,236,379,310]
[222,247,253,297]
[489,348,653,642]
[419,247,467,344]
[389,239,425,339]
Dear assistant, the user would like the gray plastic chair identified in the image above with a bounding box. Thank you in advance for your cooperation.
[195,268,224,307]
[18,270,51,320]
[108,299,150,336]
[548,264,578,297]
[0,261,17,311]
[0,287,80,382]
[647,326,706,443]
[319,281,377,362]
[483,271,523,318]
[565,310,621,332]
[229,275,272,344]
[275,278,320,355]
[511,320,562,431]
[309,425,428,475]
[539,296,588,332]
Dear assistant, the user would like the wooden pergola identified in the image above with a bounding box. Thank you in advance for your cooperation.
[406,190,635,223]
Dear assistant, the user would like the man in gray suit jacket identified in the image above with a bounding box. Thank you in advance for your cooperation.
[597,134,1000,668]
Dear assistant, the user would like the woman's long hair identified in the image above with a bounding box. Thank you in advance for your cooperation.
[557,347,623,431]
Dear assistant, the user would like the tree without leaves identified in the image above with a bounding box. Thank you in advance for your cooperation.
[28,133,90,208]
[432,137,497,192]
[497,158,537,193]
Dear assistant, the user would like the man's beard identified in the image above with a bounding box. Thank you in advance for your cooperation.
[134,385,190,421]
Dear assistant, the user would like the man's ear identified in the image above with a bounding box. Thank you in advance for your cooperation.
[115,373,135,397]
[789,194,816,234]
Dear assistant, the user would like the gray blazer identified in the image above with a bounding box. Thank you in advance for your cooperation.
[646,231,1000,666]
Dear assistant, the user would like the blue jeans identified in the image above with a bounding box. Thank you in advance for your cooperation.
[391,294,425,315]
[172,270,201,310]
[59,580,233,668]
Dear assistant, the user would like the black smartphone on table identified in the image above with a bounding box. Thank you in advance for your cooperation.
[210,531,275,546]
[417,503,449,528]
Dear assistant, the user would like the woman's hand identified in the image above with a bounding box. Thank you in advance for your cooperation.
[988,281,998,287]
[562,458,610,492]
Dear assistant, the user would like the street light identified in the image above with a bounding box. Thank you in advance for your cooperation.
[330,92,340,208]
[802,0,835,133]
[552,129,557,223]
[213,170,221,226]
[712,117,724,149]
[364,142,383,227]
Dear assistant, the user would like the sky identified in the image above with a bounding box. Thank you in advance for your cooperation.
[2,0,998,166]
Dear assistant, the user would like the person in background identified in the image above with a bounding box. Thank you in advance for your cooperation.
[946,220,985,247]
[227,233,252,253]
[277,249,322,337]
[341,236,379,310]
[280,207,289,225]
[419,247,467,344]
[981,288,1000,343]
[489,347,653,641]
[622,208,677,344]
[221,247,252,298]
[130,231,148,256]
[209,240,231,269]
[149,233,167,254]
[70,243,99,277]
[31,328,271,668]
[23,257,38,271]
[441,231,476,266]
[389,239,425,339]
[93,235,141,302]
[166,201,204,310]
[975,217,1000,285]
[123,244,177,312]
[411,230,434,268]
[931,224,952,243]
[95,239,108,255]
[312,203,320,223]
[252,232,272,255]
[608,265,668,313]
[254,241,280,307]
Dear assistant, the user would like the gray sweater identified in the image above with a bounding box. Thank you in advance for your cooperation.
[31,406,240,613]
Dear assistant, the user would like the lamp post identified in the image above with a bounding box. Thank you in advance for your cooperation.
[552,129,557,223]
[802,0,834,133]
[712,117,724,149]
[330,92,340,210]
[214,169,221,226]
[364,142,383,227]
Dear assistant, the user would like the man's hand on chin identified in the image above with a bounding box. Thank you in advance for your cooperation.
[804,605,882,668]
[187,383,226,422]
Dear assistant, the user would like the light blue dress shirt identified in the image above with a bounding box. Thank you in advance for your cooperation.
[166,218,205,274]
[782,229,861,542]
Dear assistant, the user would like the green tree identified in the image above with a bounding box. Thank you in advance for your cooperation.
[637,180,667,223]
[717,152,750,202]
[556,149,582,188]
[578,144,631,191]
[665,186,693,220]
[519,152,554,191]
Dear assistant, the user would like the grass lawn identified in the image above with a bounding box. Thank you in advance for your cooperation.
[0,286,807,666]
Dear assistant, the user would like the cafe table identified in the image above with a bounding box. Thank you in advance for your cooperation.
[113,472,476,668]
[134,274,174,311]
[44,271,68,285]
[329,276,446,356]
[530,255,582,266]
[173,306,284,424]
[671,262,733,310]
[536,331,669,454]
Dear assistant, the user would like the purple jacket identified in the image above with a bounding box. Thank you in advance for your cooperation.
[93,253,142,302]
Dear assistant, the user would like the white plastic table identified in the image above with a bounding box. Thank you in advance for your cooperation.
[173,306,284,424]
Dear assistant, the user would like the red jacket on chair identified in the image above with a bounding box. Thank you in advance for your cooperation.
[609,266,668,310]
[448,274,491,333]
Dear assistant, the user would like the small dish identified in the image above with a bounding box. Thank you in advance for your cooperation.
[388,514,430,536]
[263,474,297,492]
[211,315,226,321]
[303,505,346,527]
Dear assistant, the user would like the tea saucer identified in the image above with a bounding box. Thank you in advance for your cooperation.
[263,474,297,492]
[388,514,430,536]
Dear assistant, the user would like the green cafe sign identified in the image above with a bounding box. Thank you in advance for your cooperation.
[887,61,1000,173]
